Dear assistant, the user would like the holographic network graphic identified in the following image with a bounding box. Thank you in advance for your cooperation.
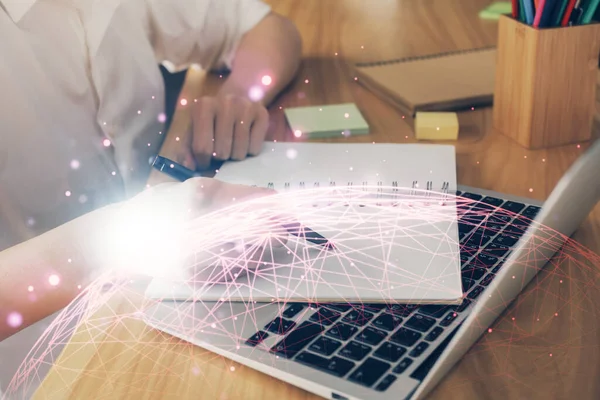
[2,186,598,399]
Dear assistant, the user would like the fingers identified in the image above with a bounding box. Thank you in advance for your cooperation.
[191,97,216,169]
[191,95,268,166]
[249,106,269,156]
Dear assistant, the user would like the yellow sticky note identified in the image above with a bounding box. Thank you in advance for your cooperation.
[415,112,459,140]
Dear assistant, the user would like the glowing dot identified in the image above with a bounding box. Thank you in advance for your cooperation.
[48,274,60,286]
[261,75,272,85]
[26,218,35,227]
[402,115,405,119]
[27,286,34,292]
[555,313,558,316]
[286,149,298,159]
[349,167,354,171]
[529,188,533,192]
[230,366,235,372]
[405,135,408,139]
[169,164,174,168]
[335,52,338,56]
[111,171,116,176]
[344,113,350,118]
[477,161,480,164]
[512,275,515,279]
[354,77,358,81]
[175,137,180,141]
[436,127,440,130]
[65,190,71,197]
[304,79,309,83]
[6,312,22,328]
[158,113,167,123]
[68,258,72,263]
[279,106,282,109]
[293,130,302,138]
[194,99,198,103]
[77,285,81,289]
[511,317,515,321]
[361,45,364,49]
[211,323,216,328]
[577,144,581,148]
[103,139,111,147]
[471,107,475,111]
[212,152,217,156]
[137,110,142,115]
[147,143,151,147]
[180,99,188,106]
[342,130,351,137]
[488,328,493,333]
[549,353,553,357]
[152,96,155,99]
[560,280,563,283]
[70,160,80,169]
[249,86,264,101]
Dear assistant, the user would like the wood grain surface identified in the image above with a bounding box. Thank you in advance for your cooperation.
[32,1,600,399]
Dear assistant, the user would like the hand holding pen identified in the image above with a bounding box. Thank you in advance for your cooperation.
[151,155,334,249]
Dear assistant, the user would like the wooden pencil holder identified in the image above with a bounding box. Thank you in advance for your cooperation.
[493,15,600,149]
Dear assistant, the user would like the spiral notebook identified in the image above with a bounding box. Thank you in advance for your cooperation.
[146,143,463,305]
[354,47,496,116]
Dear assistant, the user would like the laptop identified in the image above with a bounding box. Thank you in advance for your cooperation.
[143,139,600,400]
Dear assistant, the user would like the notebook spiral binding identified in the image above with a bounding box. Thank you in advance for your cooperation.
[354,46,495,68]
[266,181,451,205]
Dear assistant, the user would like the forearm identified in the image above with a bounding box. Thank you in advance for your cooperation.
[0,206,114,341]
[218,13,302,105]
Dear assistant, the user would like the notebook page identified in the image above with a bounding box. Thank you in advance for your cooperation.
[145,142,462,304]
[214,142,456,191]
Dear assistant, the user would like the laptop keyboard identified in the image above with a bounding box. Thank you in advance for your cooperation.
[244,192,541,392]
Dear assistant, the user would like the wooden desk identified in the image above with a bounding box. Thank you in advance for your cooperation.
[32,0,600,399]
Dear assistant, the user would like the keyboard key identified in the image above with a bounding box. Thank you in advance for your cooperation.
[440,312,459,327]
[465,232,492,248]
[482,196,504,207]
[409,342,429,357]
[461,192,482,201]
[393,358,414,374]
[374,342,406,362]
[324,303,352,313]
[309,308,341,326]
[309,337,342,356]
[503,222,528,236]
[424,327,444,342]
[271,321,325,358]
[460,253,471,265]
[390,328,422,347]
[467,285,485,299]
[456,299,472,312]
[492,263,504,274]
[343,310,374,327]
[265,317,296,335]
[492,234,519,247]
[246,331,269,347]
[476,222,504,235]
[387,304,417,317]
[362,304,388,312]
[501,201,525,213]
[348,358,391,387]
[522,205,541,218]
[356,327,388,346]
[461,265,486,280]
[480,273,495,287]
[295,353,355,377]
[373,313,403,331]
[461,277,476,292]
[482,243,510,258]
[419,304,457,318]
[472,253,498,268]
[405,314,436,332]
[327,323,359,341]
[339,341,372,361]
[282,303,305,319]
[375,374,397,392]
[489,213,512,224]
[458,222,475,234]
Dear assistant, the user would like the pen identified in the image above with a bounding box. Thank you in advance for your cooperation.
[580,0,600,23]
[151,155,334,250]
[562,0,579,25]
